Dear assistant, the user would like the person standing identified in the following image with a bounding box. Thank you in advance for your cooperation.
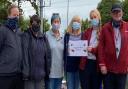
[46,13,64,89]
[79,9,102,89]
[0,4,23,89]
[98,3,128,89]
[64,15,82,89]
[22,15,51,89]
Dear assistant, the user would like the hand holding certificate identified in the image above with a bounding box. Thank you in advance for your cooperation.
[68,40,88,56]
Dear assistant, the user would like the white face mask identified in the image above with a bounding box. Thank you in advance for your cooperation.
[52,23,60,30]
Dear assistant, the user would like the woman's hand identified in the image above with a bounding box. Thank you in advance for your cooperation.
[87,47,93,52]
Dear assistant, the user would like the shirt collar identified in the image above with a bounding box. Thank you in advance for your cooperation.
[49,29,63,41]
[50,29,63,37]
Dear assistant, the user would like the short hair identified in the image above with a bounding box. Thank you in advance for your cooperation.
[7,4,18,15]
[51,13,61,24]
[30,15,41,25]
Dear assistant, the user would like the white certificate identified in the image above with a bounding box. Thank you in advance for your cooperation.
[68,40,88,56]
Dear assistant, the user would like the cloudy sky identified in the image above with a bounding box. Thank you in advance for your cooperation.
[21,0,101,30]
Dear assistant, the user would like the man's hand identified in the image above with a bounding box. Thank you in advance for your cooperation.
[101,65,107,75]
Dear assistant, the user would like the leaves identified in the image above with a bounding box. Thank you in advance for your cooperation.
[0,0,11,22]
[81,18,90,32]
[97,0,121,24]
[43,18,50,32]
[123,0,128,21]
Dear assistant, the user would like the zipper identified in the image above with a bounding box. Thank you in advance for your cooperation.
[14,31,21,72]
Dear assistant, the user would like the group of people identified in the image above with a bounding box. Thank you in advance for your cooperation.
[0,2,128,89]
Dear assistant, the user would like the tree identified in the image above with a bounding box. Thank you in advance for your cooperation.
[31,1,39,15]
[0,0,12,24]
[81,18,90,32]
[97,0,121,24]
[123,0,128,21]
[20,0,39,15]
[0,0,50,32]
[43,18,50,32]
[19,16,29,31]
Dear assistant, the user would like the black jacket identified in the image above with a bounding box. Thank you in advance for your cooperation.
[0,25,22,75]
[22,29,51,81]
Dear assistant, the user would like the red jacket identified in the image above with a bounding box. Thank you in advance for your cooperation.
[79,28,98,70]
[98,21,128,74]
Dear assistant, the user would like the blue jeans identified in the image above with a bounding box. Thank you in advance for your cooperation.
[46,78,62,89]
[66,72,80,89]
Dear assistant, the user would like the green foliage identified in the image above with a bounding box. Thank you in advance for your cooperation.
[81,19,90,32]
[31,2,39,15]
[122,0,128,21]
[43,18,50,32]
[24,0,39,15]
[97,0,121,24]
[0,0,11,24]
[0,0,50,32]
[0,8,8,24]
[19,16,29,31]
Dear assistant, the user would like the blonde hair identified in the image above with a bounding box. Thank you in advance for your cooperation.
[90,9,101,21]
[66,15,81,35]
[8,4,18,15]
[90,9,102,39]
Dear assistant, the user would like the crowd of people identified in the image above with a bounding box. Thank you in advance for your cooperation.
[0,2,128,89]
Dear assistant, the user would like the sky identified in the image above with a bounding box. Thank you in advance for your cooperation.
[21,0,101,30]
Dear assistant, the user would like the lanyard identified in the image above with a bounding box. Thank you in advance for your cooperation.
[114,28,120,52]
[114,29,120,43]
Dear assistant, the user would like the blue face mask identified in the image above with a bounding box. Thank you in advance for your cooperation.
[91,19,99,26]
[52,24,60,30]
[72,22,81,31]
[6,17,19,30]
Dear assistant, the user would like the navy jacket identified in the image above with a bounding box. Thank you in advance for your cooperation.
[22,29,51,81]
[0,25,22,75]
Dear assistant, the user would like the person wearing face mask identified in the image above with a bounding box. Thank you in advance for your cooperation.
[45,13,64,89]
[0,5,23,89]
[79,9,102,89]
[22,15,51,89]
[64,15,82,89]
[98,3,128,89]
